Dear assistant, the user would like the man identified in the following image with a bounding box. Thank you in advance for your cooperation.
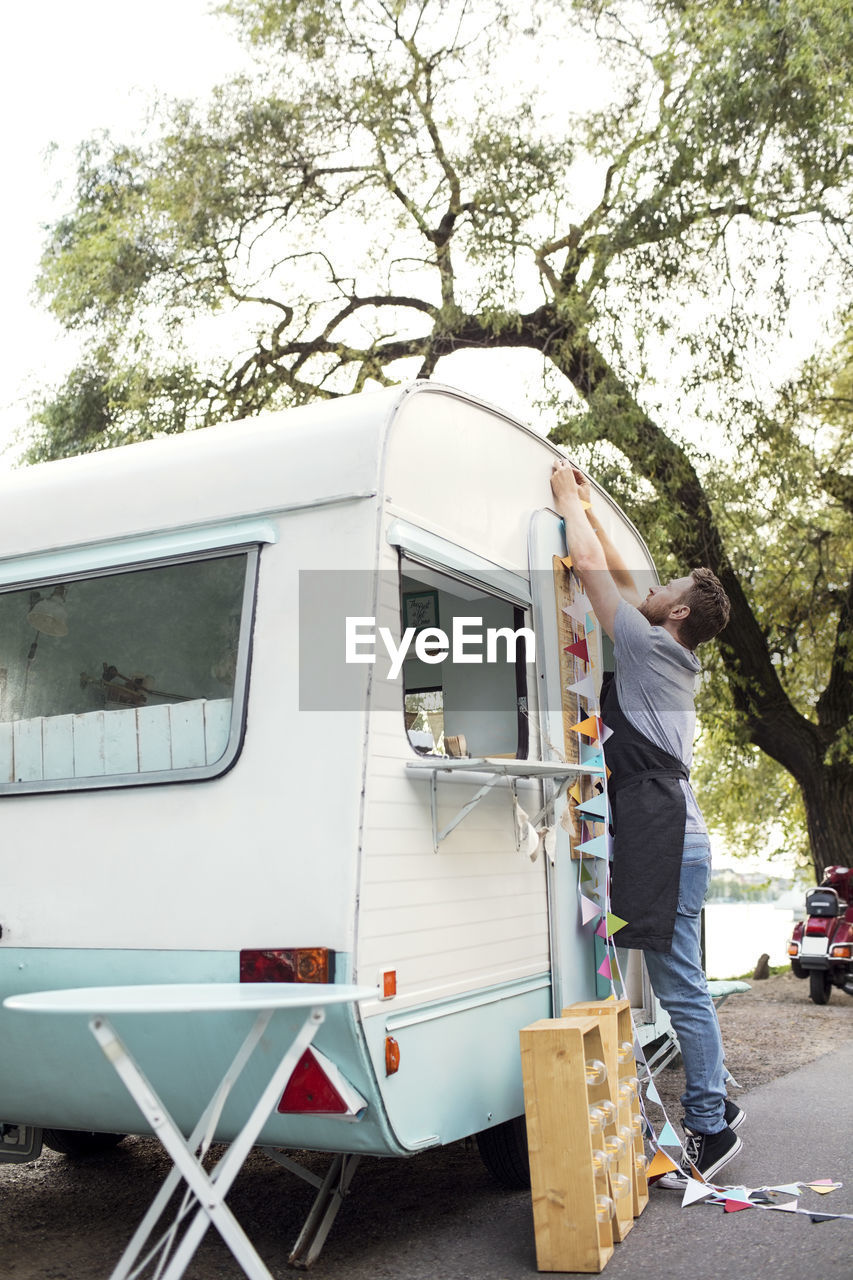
[550,458,743,1188]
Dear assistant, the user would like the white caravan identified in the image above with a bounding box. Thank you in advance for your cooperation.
[0,382,671,1259]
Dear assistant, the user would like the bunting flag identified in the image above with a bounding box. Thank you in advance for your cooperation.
[682,1177,715,1207]
[568,673,597,701]
[595,911,629,940]
[576,792,608,820]
[597,954,613,980]
[599,721,614,744]
[808,1180,843,1194]
[564,637,589,662]
[580,746,605,771]
[578,833,609,859]
[724,1198,755,1213]
[647,1150,680,1182]
[581,895,601,925]
[645,1079,662,1106]
[658,1120,683,1148]
[570,714,601,739]
[569,780,584,803]
[564,593,592,624]
[579,861,594,884]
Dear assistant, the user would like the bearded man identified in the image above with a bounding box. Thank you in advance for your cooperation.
[550,459,743,1189]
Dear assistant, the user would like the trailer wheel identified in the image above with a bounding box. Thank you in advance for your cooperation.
[42,1129,127,1157]
[808,971,832,1005]
[475,1116,530,1189]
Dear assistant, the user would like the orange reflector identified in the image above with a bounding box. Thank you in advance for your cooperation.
[381,969,397,999]
[787,942,799,956]
[830,944,852,959]
[385,1036,400,1076]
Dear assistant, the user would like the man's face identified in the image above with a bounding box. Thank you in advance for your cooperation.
[638,575,693,626]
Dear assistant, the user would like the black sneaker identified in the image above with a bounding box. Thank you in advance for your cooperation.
[724,1099,745,1131]
[656,1125,743,1190]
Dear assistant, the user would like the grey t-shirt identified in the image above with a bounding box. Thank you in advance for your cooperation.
[613,599,707,835]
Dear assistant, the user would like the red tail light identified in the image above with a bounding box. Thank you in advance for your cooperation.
[239,948,334,983]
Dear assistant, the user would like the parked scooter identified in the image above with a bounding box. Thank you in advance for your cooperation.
[788,865,853,1004]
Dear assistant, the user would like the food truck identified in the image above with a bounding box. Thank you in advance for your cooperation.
[0,381,671,1259]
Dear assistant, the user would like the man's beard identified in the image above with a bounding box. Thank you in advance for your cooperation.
[638,595,671,626]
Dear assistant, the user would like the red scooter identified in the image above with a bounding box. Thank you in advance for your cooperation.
[788,865,853,1004]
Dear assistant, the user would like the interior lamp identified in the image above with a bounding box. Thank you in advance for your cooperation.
[26,585,69,637]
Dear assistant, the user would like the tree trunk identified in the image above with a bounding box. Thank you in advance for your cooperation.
[797,762,853,882]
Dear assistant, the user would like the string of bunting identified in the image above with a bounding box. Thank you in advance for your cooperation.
[560,568,849,1224]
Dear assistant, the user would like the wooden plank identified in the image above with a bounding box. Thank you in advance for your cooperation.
[136,704,172,773]
[169,701,207,770]
[42,715,75,780]
[520,1017,614,1273]
[203,699,232,763]
[12,719,44,782]
[0,722,15,782]
[103,708,140,775]
[73,710,106,777]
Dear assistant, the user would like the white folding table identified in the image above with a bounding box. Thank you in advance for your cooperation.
[4,982,374,1280]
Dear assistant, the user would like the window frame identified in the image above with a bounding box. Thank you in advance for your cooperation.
[398,552,532,761]
[0,544,260,797]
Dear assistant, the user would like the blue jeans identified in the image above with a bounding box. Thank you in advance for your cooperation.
[642,836,727,1134]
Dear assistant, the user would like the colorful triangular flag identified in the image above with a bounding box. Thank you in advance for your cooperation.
[597,954,613,980]
[658,1120,682,1148]
[576,791,608,820]
[724,1198,754,1213]
[682,1177,714,1207]
[646,1150,680,1182]
[568,673,597,701]
[580,745,605,771]
[570,714,600,739]
[606,911,628,936]
[565,594,592,624]
[579,861,594,884]
[564,637,589,662]
[645,1079,662,1106]
[578,834,608,859]
[581,895,601,925]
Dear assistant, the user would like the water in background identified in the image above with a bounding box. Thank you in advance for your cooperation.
[704,902,796,979]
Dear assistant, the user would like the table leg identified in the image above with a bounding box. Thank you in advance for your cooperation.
[90,1005,325,1280]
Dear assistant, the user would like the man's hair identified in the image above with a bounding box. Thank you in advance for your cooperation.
[678,568,731,648]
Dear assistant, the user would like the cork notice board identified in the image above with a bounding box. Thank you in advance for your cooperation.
[552,555,605,859]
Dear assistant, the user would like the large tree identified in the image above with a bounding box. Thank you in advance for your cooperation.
[29,0,853,878]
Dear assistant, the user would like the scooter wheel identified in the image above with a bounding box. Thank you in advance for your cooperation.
[809,971,832,1005]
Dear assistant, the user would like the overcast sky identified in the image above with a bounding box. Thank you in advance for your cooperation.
[0,1,253,463]
[0,1,564,465]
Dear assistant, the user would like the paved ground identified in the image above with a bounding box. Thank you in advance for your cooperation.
[2,1040,852,1278]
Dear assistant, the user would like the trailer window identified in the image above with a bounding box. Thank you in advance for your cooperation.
[0,551,254,793]
[401,567,530,759]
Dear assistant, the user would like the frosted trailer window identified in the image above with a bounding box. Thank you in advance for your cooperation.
[401,566,529,760]
[0,552,252,791]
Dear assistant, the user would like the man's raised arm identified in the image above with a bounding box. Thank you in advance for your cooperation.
[549,460,640,639]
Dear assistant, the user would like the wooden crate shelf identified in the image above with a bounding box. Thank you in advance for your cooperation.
[521,1005,649,1273]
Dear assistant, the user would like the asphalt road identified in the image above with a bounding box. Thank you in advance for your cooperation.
[1,1042,852,1279]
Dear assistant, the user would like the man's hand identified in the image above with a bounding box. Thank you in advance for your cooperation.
[550,459,585,509]
[548,457,635,638]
